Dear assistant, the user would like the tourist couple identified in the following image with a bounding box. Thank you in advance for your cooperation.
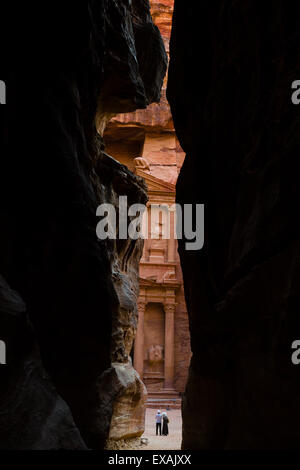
[155,410,169,436]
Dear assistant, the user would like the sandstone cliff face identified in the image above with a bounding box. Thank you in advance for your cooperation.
[0,275,86,449]
[168,1,300,449]
[0,1,166,449]
[96,154,148,444]
[109,0,174,132]
[107,361,147,441]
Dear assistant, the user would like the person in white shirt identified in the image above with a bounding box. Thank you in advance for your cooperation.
[155,409,162,435]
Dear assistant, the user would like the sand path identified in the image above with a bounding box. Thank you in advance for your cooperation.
[139,408,182,450]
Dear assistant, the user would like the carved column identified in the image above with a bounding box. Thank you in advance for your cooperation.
[167,209,176,262]
[134,299,146,379]
[164,303,175,389]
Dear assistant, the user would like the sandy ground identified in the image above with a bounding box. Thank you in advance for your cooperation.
[140,408,182,450]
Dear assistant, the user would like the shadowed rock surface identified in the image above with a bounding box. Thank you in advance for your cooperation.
[168,1,300,449]
[96,154,149,444]
[0,276,86,450]
[107,361,147,441]
[0,1,166,449]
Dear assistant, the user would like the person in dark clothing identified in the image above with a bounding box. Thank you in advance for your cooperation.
[155,410,162,435]
[162,412,169,436]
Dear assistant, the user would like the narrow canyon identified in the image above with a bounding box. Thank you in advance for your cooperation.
[0,0,300,451]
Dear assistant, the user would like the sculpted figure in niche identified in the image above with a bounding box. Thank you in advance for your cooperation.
[162,270,176,281]
[134,156,151,172]
[148,344,164,364]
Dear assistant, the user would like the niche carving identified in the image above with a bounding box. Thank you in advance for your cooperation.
[148,344,164,364]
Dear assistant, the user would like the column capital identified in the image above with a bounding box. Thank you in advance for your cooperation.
[164,303,176,314]
[137,299,146,312]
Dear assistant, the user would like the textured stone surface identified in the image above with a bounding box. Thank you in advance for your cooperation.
[0,275,86,450]
[174,268,191,394]
[108,0,174,132]
[96,156,149,445]
[0,1,166,449]
[107,361,147,441]
[96,0,168,123]
[168,1,300,449]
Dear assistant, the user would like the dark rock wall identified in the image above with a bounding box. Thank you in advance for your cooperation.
[168,1,300,449]
[0,1,166,449]
[96,155,149,444]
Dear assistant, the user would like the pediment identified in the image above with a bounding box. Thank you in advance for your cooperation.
[135,169,175,193]
[139,277,159,287]
[139,276,181,289]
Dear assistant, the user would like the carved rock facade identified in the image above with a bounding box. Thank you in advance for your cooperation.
[104,0,191,411]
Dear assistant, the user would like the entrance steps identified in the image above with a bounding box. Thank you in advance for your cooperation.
[146,389,182,410]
